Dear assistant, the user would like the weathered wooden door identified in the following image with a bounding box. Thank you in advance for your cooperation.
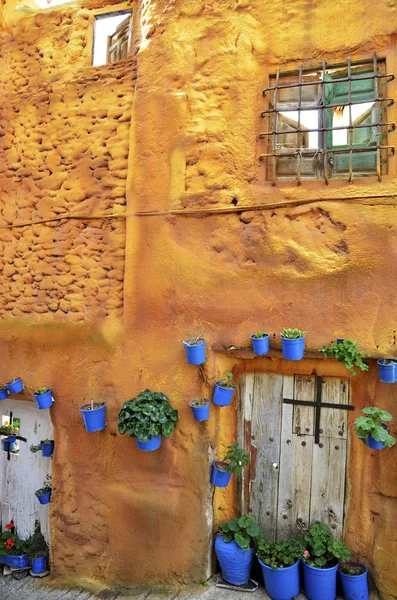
[238,373,350,541]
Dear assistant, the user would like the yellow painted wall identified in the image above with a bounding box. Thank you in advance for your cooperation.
[1,0,397,597]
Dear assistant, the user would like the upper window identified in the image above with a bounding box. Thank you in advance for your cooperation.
[93,11,133,67]
[260,55,394,184]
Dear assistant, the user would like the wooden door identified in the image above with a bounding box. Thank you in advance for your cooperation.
[238,373,350,541]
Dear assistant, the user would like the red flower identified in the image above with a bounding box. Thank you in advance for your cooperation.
[4,538,15,550]
[5,522,14,529]
[349,420,355,427]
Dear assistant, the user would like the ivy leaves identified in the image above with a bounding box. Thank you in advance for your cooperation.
[218,514,261,549]
[118,389,178,443]
[320,339,369,376]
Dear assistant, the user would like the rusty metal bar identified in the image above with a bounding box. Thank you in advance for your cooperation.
[322,59,329,184]
[259,121,395,137]
[262,71,393,96]
[348,57,353,183]
[373,53,382,182]
[297,63,302,186]
[261,97,394,117]
[272,68,280,186]
[259,145,394,160]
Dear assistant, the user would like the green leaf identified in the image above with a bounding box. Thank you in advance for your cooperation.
[228,518,240,532]
[234,531,250,549]
[162,421,175,437]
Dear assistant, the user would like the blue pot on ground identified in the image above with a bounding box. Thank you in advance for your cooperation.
[338,562,368,600]
[80,403,106,432]
[136,435,161,451]
[7,378,23,394]
[0,554,29,569]
[36,490,51,505]
[377,359,396,383]
[31,554,48,574]
[281,336,305,360]
[41,441,54,457]
[258,558,300,600]
[215,534,254,585]
[250,334,270,355]
[213,383,235,406]
[189,399,210,421]
[33,389,53,409]
[0,388,8,400]
[183,339,206,365]
[211,461,232,487]
[303,560,338,600]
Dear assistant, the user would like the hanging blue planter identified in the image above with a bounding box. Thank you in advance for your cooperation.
[36,490,51,505]
[189,399,210,421]
[2,439,10,452]
[7,435,17,444]
[80,403,106,432]
[0,554,29,569]
[31,554,48,574]
[367,434,385,450]
[377,359,397,383]
[211,461,232,487]
[250,334,270,355]
[136,435,161,451]
[213,383,235,406]
[303,561,338,600]
[258,558,300,600]
[33,389,53,410]
[338,562,368,600]
[0,388,8,400]
[281,336,305,360]
[7,378,23,394]
[41,441,54,457]
[182,339,206,365]
[215,535,254,585]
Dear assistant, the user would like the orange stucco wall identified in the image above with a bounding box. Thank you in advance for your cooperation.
[1,0,397,598]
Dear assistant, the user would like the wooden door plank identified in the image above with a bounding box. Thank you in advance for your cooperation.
[293,375,315,436]
[292,434,313,536]
[250,374,283,540]
[238,374,255,514]
[320,377,350,439]
[277,375,295,540]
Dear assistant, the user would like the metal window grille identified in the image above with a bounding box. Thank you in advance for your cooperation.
[260,54,395,185]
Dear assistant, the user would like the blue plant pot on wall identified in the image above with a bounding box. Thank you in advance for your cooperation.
[2,440,10,452]
[0,388,8,400]
[250,334,270,355]
[183,339,206,365]
[7,378,23,394]
[80,403,106,432]
[281,336,305,360]
[258,558,300,600]
[189,399,210,422]
[7,435,16,444]
[338,562,368,600]
[31,554,48,574]
[215,535,254,585]
[33,389,53,409]
[302,561,338,600]
[41,441,54,457]
[367,434,385,450]
[136,435,161,451]
[36,490,51,505]
[211,461,232,487]
[377,359,397,383]
[212,383,235,406]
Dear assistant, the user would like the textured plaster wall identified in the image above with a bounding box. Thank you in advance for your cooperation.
[1,0,397,598]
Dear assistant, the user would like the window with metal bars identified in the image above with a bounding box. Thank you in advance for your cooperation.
[260,55,395,184]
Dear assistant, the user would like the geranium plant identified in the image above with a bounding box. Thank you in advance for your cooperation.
[218,514,262,549]
[353,407,395,447]
[217,372,237,389]
[303,523,350,568]
[118,389,178,443]
[320,339,369,376]
[256,538,305,570]
[0,531,28,556]
[221,443,250,474]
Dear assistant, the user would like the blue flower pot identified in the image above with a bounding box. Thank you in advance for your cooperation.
[367,434,385,450]
[259,558,300,600]
[250,334,270,355]
[36,490,51,505]
[377,359,396,383]
[33,389,53,409]
[0,554,29,569]
[31,554,48,574]
[211,461,232,487]
[7,435,16,443]
[136,435,161,451]
[183,339,206,365]
[189,399,210,421]
[213,383,235,406]
[303,560,338,600]
[281,336,305,360]
[7,378,23,394]
[215,535,254,585]
[2,440,10,452]
[41,442,54,457]
[338,562,368,600]
[0,388,8,400]
[80,403,106,432]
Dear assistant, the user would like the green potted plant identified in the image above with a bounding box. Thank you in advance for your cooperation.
[33,387,53,410]
[256,538,305,600]
[0,531,29,569]
[6,378,23,394]
[352,407,395,450]
[0,422,19,444]
[215,514,262,585]
[213,372,237,406]
[189,398,210,421]
[211,443,250,488]
[338,561,369,600]
[320,339,369,375]
[302,523,350,600]
[118,389,178,451]
[250,331,270,355]
[280,328,306,360]
[35,475,52,505]
[182,325,206,365]
[377,358,397,383]
[30,439,54,458]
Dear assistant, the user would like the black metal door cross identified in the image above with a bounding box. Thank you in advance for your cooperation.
[283,374,355,444]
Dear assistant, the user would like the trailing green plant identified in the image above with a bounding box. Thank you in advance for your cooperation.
[251,331,268,339]
[303,523,350,568]
[35,475,51,497]
[256,538,305,570]
[352,407,395,447]
[320,339,369,376]
[218,514,262,549]
[221,443,250,474]
[182,325,204,346]
[34,387,50,395]
[339,563,365,576]
[118,389,178,442]
[0,531,29,556]
[217,372,237,389]
[280,328,306,339]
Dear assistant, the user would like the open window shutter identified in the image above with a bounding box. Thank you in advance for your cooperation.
[107,16,131,64]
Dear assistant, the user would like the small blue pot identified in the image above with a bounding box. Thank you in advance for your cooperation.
[303,560,338,600]
[211,461,232,487]
[0,554,29,569]
[215,535,254,585]
[80,403,106,432]
[377,359,397,383]
[339,562,368,600]
[31,554,48,574]
[2,440,10,452]
[250,334,270,355]
[7,435,16,443]
[189,399,210,421]
[7,378,23,394]
[0,388,8,400]
[183,339,206,365]
[281,336,305,360]
[136,435,161,451]
[41,442,54,457]
[367,433,385,450]
[259,558,300,600]
[36,490,51,505]
[213,383,235,406]
[33,389,53,409]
